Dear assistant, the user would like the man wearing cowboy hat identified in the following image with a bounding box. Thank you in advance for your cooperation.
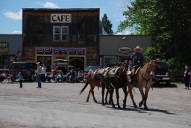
[130,45,144,66]
[129,45,144,82]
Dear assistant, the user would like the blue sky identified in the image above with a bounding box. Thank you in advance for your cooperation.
[0,0,131,34]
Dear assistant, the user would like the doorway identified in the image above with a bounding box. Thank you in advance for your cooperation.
[69,56,85,70]
[37,56,52,72]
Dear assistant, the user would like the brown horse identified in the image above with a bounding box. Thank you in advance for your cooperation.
[80,68,109,103]
[127,60,156,109]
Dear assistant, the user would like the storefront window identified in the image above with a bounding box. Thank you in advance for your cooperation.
[53,26,69,41]
[104,56,118,66]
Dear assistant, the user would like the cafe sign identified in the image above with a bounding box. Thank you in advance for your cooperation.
[51,14,72,23]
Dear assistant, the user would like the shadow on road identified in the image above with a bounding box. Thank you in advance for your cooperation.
[153,83,177,88]
[106,105,176,115]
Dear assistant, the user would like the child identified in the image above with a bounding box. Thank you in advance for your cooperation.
[18,72,24,88]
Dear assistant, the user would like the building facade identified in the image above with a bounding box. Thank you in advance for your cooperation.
[99,35,151,66]
[22,8,99,70]
[0,34,22,69]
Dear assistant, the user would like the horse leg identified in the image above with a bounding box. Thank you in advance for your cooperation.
[91,85,97,103]
[105,89,109,104]
[139,88,145,107]
[86,89,91,102]
[115,88,121,109]
[122,87,127,109]
[109,88,115,108]
[128,85,137,108]
[102,82,105,105]
[143,86,150,109]
[86,84,97,103]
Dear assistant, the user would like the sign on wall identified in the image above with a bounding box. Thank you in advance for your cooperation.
[0,42,8,54]
[51,14,72,23]
[36,48,85,55]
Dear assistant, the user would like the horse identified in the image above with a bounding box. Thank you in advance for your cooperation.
[127,60,156,109]
[102,65,129,109]
[80,68,109,103]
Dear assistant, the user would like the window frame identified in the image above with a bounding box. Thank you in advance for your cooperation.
[53,26,69,41]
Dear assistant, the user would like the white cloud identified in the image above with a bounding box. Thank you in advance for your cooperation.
[115,29,131,35]
[42,2,59,8]
[3,10,22,20]
[12,30,22,34]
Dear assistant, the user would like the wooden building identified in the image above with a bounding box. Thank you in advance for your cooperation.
[0,34,22,69]
[99,35,151,66]
[22,8,99,70]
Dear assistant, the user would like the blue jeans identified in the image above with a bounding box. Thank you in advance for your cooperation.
[36,75,41,88]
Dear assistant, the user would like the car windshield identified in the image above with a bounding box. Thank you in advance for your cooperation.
[155,62,169,75]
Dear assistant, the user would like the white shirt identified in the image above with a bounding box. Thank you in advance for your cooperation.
[41,66,47,74]
[36,65,42,75]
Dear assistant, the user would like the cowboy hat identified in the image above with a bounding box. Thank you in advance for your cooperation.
[133,45,143,53]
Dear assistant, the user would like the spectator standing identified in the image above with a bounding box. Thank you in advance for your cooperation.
[41,64,47,82]
[36,62,42,88]
[17,72,24,88]
[184,65,191,89]
[77,70,84,82]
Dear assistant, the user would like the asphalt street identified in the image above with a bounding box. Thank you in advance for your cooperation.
[0,82,190,128]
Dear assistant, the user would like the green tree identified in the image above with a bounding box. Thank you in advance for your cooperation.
[101,13,113,34]
[117,0,156,35]
[118,0,191,66]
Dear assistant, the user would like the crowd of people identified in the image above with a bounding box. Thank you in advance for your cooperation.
[0,62,85,88]
[33,62,85,88]
[0,46,191,89]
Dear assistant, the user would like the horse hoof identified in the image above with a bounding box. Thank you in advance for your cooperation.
[118,106,121,109]
[144,106,148,110]
[112,105,115,108]
[123,105,126,109]
[139,102,143,107]
[134,104,138,108]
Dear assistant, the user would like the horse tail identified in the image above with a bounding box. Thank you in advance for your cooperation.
[80,81,89,94]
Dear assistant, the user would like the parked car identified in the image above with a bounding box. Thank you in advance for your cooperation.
[153,61,171,85]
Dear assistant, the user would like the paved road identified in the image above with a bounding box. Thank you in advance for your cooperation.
[0,82,190,128]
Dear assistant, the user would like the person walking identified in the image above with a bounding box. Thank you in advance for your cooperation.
[17,72,24,88]
[41,64,47,82]
[184,65,191,89]
[36,62,42,88]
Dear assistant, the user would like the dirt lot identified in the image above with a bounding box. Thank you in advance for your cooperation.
[0,82,190,128]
